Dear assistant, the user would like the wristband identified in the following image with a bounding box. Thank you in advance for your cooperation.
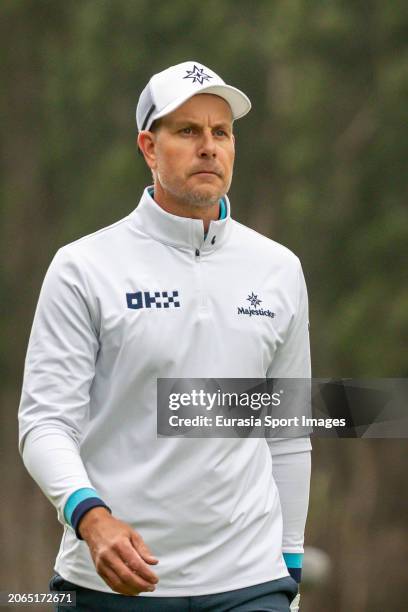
[64,487,111,540]
[283,552,303,583]
[71,498,112,540]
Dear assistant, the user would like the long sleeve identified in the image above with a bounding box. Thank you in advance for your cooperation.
[18,247,103,526]
[266,259,312,576]
[271,449,311,553]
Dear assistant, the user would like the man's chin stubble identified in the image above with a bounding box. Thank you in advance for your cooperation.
[186,190,221,208]
[159,177,223,208]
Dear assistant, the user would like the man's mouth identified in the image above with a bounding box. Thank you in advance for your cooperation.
[192,170,221,177]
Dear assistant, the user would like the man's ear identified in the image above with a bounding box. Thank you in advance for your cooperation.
[137,131,157,170]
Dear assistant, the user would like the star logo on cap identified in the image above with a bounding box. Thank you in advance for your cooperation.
[183,64,212,85]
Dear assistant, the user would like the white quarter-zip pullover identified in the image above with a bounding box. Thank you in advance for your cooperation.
[18,187,311,596]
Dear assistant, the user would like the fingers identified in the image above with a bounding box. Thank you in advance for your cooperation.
[130,531,159,565]
[84,514,160,595]
[95,536,159,596]
[98,557,155,595]
[118,538,159,584]
[100,563,155,596]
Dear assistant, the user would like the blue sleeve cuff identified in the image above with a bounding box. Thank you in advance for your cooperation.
[283,552,303,584]
[71,497,111,540]
[64,488,111,540]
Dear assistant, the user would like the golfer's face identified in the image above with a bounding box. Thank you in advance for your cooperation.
[152,94,235,204]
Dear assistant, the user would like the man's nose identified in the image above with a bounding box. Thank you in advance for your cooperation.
[198,130,216,157]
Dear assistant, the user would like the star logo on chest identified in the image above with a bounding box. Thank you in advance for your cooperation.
[183,64,212,85]
[247,292,262,308]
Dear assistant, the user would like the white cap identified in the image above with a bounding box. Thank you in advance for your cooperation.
[136,61,251,131]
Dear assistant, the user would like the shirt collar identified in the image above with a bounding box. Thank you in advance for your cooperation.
[129,186,232,252]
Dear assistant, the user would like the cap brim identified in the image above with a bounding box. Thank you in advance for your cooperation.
[153,84,251,124]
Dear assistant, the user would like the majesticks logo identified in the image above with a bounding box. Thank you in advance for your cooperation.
[183,64,212,85]
[237,292,275,319]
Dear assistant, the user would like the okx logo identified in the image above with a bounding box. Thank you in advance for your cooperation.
[127,290,180,310]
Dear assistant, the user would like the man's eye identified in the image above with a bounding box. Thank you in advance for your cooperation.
[215,129,227,136]
[181,127,192,134]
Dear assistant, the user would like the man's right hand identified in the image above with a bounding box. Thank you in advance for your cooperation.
[78,507,159,596]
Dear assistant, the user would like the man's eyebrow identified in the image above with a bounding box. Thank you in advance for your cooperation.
[168,119,233,130]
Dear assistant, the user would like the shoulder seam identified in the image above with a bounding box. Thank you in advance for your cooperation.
[62,215,132,248]
[231,219,300,260]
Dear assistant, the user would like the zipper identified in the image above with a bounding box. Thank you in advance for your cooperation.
[194,248,208,313]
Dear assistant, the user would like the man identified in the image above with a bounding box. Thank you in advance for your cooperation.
[18,61,310,611]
